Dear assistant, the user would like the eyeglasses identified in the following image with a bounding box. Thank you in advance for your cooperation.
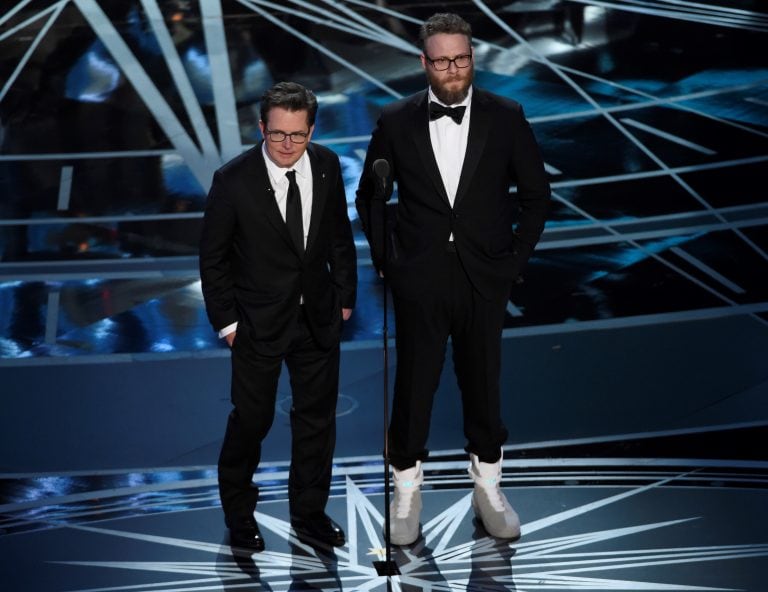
[424,52,472,71]
[265,130,309,144]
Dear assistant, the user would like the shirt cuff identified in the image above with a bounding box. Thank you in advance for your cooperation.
[218,321,238,339]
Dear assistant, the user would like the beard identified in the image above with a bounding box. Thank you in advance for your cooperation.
[427,65,474,105]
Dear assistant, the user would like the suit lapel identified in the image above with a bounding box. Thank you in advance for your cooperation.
[411,91,450,207]
[305,144,326,255]
[454,87,489,209]
[244,143,297,254]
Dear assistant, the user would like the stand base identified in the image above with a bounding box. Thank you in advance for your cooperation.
[373,560,401,576]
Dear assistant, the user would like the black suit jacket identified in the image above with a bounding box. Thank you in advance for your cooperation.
[199,142,357,354]
[356,88,550,301]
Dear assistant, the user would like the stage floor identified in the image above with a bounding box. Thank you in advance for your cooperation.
[2,328,767,591]
[2,435,767,591]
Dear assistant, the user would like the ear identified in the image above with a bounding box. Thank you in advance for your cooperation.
[258,119,266,139]
[306,124,316,143]
[420,53,427,71]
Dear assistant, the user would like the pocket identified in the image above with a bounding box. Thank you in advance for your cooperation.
[230,323,250,352]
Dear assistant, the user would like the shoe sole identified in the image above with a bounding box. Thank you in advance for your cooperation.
[292,530,346,548]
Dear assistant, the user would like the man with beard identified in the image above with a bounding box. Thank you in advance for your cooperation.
[356,13,550,545]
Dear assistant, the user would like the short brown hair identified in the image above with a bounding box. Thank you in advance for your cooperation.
[260,81,318,127]
[419,13,472,49]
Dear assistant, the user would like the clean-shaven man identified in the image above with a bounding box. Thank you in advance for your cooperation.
[200,82,357,551]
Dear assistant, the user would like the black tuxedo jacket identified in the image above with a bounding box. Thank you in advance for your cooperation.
[356,87,550,301]
[199,142,357,354]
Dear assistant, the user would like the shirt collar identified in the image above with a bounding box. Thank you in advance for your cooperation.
[261,142,311,185]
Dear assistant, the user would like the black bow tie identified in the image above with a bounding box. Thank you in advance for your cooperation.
[429,102,466,124]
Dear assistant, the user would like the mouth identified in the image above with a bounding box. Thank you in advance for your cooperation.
[443,75,467,85]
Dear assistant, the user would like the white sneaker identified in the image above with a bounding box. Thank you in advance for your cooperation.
[469,452,520,540]
[388,462,423,545]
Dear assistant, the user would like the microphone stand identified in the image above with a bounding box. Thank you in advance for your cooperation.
[370,160,400,578]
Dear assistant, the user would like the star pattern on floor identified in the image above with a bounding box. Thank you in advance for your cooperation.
[50,469,768,591]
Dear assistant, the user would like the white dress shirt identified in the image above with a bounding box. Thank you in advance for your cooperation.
[218,145,314,339]
[428,85,472,208]
[262,143,313,238]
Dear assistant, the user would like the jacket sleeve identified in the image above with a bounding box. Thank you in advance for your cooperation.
[329,159,358,309]
[355,111,394,273]
[508,105,550,277]
[198,170,240,331]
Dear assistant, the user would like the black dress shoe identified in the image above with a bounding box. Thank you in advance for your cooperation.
[291,514,346,547]
[227,516,265,552]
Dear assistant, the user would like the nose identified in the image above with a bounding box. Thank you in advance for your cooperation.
[281,136,293,147]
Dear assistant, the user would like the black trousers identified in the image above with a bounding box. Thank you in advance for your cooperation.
[389,249,509,470]
[218,307,340,523]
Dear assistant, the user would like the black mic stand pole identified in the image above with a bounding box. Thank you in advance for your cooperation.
[371,160,400,579]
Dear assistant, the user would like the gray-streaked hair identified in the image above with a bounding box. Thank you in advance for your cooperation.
[260,81,318,127]
[419,13,472,49]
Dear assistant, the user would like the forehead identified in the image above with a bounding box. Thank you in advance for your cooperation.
[264,107,310,130]
[424,33,471,57]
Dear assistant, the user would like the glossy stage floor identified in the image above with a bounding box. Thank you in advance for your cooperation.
[1,1,767,591]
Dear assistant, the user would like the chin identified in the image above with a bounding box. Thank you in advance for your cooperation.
[437,88,469,105]
[433,79,472,105]
[429,68,473,105]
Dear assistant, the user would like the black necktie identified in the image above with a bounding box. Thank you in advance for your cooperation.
[429,102,466,124]
[285,170,303,254]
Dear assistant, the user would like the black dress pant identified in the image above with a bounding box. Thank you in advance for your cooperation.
[389,248,509,470]
[218,307,340,523]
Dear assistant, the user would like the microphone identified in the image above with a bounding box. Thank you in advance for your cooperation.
[372,159,390,201]
[373,158,390,180]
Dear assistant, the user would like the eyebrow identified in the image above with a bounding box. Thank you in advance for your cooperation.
[266,128,309,134]
[427,52,471,59]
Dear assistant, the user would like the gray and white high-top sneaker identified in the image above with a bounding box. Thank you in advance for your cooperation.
[388,461,423,545]
[468,452,520,539]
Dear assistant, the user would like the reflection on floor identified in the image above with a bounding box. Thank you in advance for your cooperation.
[2,1,768,590]
[2,429,767,591]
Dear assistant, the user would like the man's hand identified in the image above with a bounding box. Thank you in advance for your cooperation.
[342,308,353,321]
[225,332,236,347]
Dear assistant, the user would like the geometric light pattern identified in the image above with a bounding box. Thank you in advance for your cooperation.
[2,456,765,590]
[1,0,767,357]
